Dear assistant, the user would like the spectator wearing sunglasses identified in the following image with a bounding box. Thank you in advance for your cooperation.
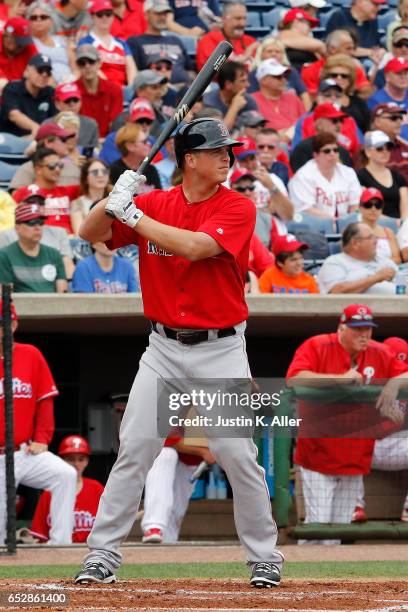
[12,148,80,235]
[73,45,123,138]
[373,27,408,90]
[368,57,408,111]
[357,130,408,219]
[0,203,67,293]
[0,54,56,138]
[71,158,111,235]
[371,103,408,183]
[27,2,75,84]
[288,133,361,222]
[358,187,402,264]
[0,17,38,90]
[146,53,181,110]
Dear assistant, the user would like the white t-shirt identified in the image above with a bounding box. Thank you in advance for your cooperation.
[317,252,397,294]
[397,219,408,251]
[288,159,362,218]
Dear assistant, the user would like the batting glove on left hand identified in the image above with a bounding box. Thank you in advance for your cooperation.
[111,170,146,197]
[106,170,146,228]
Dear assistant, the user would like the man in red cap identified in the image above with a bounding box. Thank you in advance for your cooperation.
[287,303,408,543]
[74,45,123,138]
[0,300,77,545]
[0,17,37,88]
[368,57,408,111]
[0,202,67,293]
[31,435,104,543]
[51,81,99,148]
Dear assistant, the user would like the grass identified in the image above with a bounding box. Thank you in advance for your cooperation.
[0,561,407,580]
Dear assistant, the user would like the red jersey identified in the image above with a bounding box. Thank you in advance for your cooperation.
[13,184,80,234]
[75,77,123,137]
[79,34,130,86]
[106,185,256,329]
[110,0,147,39]
[0,343,58,447]
[251,91,305,131]
[286,333,408,475]
[30,477,104,543]
[301,58,370,96]
[300,113,360,157]
[196,31,256,71]
[248,233,274,278]
[0,34,37,81]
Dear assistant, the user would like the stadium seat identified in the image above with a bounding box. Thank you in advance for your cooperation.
[318,9,337,28]
[245,26,270,37]
[247,12,261,27]
[378,11,397,30]
[0,152,28,166]
[337,213,399,235]
[0,160,17,182]
[0,132,31,154]
[289,213,335,235]
[336,213,358,233]
[168,33,196,56]
[262,7,287,29]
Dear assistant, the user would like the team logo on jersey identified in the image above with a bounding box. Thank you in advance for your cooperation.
[0,378,33,399]
[147,241,173,257]
[216,228,224,235]
[363,366,375,384]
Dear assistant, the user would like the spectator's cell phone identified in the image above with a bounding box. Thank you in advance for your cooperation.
[82,146,94,158]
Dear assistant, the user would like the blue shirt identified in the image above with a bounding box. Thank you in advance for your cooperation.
[367,87,408,110]
[168,0,220,31]
[72,254,138,293]
[202,88,258,117]
[326,8,381,51]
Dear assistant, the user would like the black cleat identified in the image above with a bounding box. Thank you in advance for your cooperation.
[250,562,281,588]
[74,562,117,584]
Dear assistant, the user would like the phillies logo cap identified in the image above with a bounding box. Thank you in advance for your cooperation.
[235,136,258,160]
[129,97,155,122]
[340,304,378,328]
[360,187,384,204]
[4,17,32,46]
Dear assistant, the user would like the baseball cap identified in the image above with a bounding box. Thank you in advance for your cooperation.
[76,45,100,62]
[36,123,75,141]
[256,58,290,81]
[58,435,91,456]
[235,136,258,160]
[290,0,326,7]
[15,203,46,223]
[13,185,47,204]
[129,97,155,122]
[144,0,173,12]
[146,52,175,66]
[272,235,308,256]
[230,168,256,185]
[134,70,168,90]
[360,187,384,204]
[392,27,408,44]
[55,82,82,102]
[89,0,113,13]
[0,300,18,322]
[282,8,319,27]
[313,103,346,120]
[383,337,408,361]
[319,78,342,93]
[28,54,52,70]
[4,17,32,46]
[237,110,267,128]
[339,304,378,328]
[384,57,408,74]
[364,130,393,148]
[372,102,407,118]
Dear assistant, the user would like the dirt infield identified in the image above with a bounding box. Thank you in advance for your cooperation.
[0,578,408,612]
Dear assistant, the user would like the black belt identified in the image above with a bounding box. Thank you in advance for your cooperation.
[150,321,236,345]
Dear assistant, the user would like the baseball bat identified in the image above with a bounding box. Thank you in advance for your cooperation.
[137,40,233,176]
[189,460,209,483]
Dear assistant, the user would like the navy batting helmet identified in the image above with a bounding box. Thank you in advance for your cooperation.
[174,118,243,168]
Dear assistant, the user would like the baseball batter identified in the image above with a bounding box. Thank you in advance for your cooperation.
[30,435,104,543]
[286,304,408,545]
[0,301,77,545]
[74,118,284,588]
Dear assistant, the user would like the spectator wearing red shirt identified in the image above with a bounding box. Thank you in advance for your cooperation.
[286,304,408,544]
[74,44,123,138]
[196,1,257,71]
[251,58,305,139]
[110,0,147,39]
[0,17,37,91]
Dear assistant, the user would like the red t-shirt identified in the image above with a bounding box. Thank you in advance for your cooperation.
[30,477,104,543]
[110,0,147,39]
[0,343,58,447]
[196,31,256,71]
[248,233,274,278]
[75,77,123,137]
[0,33,37,81]
[13,184,80,234]
[251,90,305,131]
[300,113,360,157]
[286,333,408,475]
[301,58,370,96]
[106,184,256,329]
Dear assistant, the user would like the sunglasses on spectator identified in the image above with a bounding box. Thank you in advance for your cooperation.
[42,162,64,170]
[88,168,109,177]
[64,97,80,104]
[328,72,351,79]
[361,199,383,210]
[36,67,52,76]
[77,58,97,67]
[19,218,45,226]
[29,14,50,20]
[394,40,408,48]
[95,9,113,17]
[270,74,286,80]
[258,144,275,150]
[373,143,393,152]
[321,91,342,99]
[382,114,403,121]
[320,146,339,154]
[135,118,154,125]
[330,118,343,125]
[152,62,171,71]
[235,185,255,192]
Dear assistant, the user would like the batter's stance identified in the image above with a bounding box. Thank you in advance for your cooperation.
[74,118,284,588]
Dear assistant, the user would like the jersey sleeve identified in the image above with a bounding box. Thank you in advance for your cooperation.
[286,337,320,379]
[32,346,58,402]
[30,490,51,542]
[105,219,140,250]
[197,196,256,259]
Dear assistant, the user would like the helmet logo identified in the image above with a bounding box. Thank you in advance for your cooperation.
[219,124,229,138]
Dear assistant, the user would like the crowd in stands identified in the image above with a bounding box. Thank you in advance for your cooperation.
[1,0,408,295]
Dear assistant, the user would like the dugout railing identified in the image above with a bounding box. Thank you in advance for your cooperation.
[273,385,408,541]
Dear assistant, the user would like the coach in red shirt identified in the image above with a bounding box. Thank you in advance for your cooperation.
[0,17,37,85]
[286,304,408,544]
